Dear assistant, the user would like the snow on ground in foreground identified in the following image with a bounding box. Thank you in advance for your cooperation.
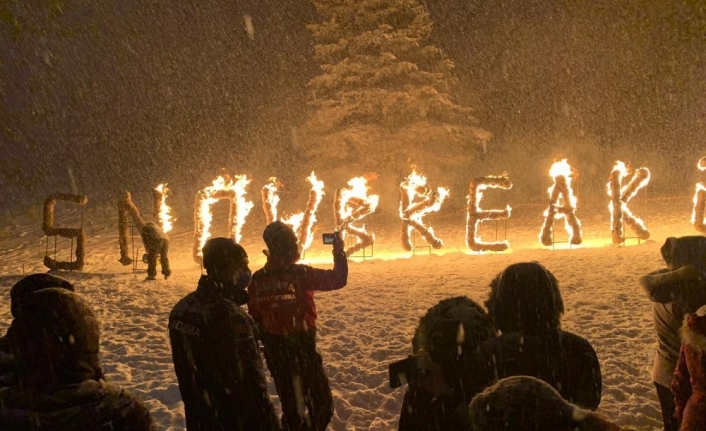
[0,196,699,430]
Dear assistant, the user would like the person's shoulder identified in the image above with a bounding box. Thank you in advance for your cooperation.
[558,330,597,350]
[169,291,199,315]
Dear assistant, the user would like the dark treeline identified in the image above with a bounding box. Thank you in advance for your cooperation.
[1,0,705,210]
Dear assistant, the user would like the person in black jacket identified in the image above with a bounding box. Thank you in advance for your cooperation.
[0,288,154,431]
[397,296,496,431]
[140,221,171,280]
[470,261,602,410]
[0,273,75,389]
[639,236,706,431]
[169,237,280,431]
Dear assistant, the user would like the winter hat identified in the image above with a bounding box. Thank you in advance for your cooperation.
[660,236,706,272]
[202,237,249,277]
[469,376,622,431]
[10,273,75,318]
[412,296,495,390]
[9,288,102,387]
[263,221,299,258]
[685,304,706,335]
[486,262,564,334]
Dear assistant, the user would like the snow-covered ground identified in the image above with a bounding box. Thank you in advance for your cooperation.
[0,194,699,430]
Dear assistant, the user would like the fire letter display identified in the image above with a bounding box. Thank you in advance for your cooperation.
[540,160,582,247]
[400,170,449,251]
[117,191,147,266]
[608,161,651,243]
[334,177,380,256]
[261,177,281,225]
[193,175,254,263]
[42,193,88,271]
[466,176,513,252]
[152,183,173,233]
[692,157,706,233]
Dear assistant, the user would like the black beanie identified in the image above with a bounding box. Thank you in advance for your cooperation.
[202,237,248,276]
[10,273,75,318]
[263,221,299,257]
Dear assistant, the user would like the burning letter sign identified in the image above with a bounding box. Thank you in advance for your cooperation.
[193,175,254,263]
[608,161,650,243]
[334,177,380,256]
[400,170,449,251]
[466,176,513,252]
[43,193,88,271]
[691,157,706,233]
[540,160,582,247]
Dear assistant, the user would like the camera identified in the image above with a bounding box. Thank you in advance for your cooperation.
[388,352,432,388]
[322,233,336,245]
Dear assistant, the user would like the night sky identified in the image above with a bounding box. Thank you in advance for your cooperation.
[1,0,705,209]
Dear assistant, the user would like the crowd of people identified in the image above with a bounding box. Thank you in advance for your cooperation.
[1,230,706,430]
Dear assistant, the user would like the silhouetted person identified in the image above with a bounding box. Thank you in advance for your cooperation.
[397,296,496,431]
[470,261,602,409]
[0,273,75,389]
[141,221,171,280]
[169,237,280,431]
[247,221,347,431]
[672,304,706,431]
[640,236,706,431]
[0,288,154,430]
[469,376,630,431]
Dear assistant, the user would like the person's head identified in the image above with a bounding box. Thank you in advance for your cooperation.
[486,261,564,334]
[412,296,496,388]
[10,273,75,318]
[202,237,251,303]
[660,236,706,272]
[263,221,300,261]
[469,376,622,431]
[8,288,102,390]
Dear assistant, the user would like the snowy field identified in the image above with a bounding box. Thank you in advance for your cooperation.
[0,194,699,430]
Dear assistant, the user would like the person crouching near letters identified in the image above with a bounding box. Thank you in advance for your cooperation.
[0,274,75,389]
[247,221,348,431]
[640,236,706,431]
[141,221,171,280]
[168,237,280,431]
[397,296,496,431]
[672,304,706,431]
[0,288,154,430]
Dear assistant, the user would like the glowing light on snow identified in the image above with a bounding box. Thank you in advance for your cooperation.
[193,175,254,263]
[400,169,449,250]
[540,159,582,246]
[154,183,173,233]
[335,176,380,256]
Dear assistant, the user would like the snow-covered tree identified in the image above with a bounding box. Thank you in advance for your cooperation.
[299,0,490,189]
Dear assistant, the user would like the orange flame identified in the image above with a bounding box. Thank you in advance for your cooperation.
[278,172,325,252]
[154,183,173,233]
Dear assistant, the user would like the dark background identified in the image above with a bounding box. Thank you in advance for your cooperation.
[1,0,705,211]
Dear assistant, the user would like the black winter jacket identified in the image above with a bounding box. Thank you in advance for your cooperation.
[169,276,280,431]
[470,329,602,410]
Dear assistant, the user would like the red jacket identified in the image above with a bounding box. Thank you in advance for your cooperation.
[672,311,706,431]
[247,250,347,336]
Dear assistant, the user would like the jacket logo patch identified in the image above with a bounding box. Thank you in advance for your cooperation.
[170,319,201,337]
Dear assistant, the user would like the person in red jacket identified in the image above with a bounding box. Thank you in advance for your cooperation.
[247,221,348,431]
[672,304,706,431]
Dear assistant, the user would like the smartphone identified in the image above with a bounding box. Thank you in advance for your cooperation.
[388,353,432,388]
[322,233,336,244]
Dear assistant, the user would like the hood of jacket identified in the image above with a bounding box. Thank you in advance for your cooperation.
[681,310,706,353]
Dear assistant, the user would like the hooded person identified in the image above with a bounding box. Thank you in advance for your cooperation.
[672,304,706,431]
[247,221,348,431]
[0,273,75,389]
[168,237,280,431]
[469,261,602,410]
[0,288,154,431]
[140,221,171,280]
[640,236,706,431]
[397,296,496,431]
[468,376,632,431]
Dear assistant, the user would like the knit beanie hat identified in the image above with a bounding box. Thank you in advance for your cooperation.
[263,221,299,258]
[10,273,75,318]
[202,237,248,276]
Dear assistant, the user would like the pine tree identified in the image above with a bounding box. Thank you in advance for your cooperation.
[299,0,490,188]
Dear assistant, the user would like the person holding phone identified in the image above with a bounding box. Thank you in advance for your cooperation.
[247,221,348,431]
